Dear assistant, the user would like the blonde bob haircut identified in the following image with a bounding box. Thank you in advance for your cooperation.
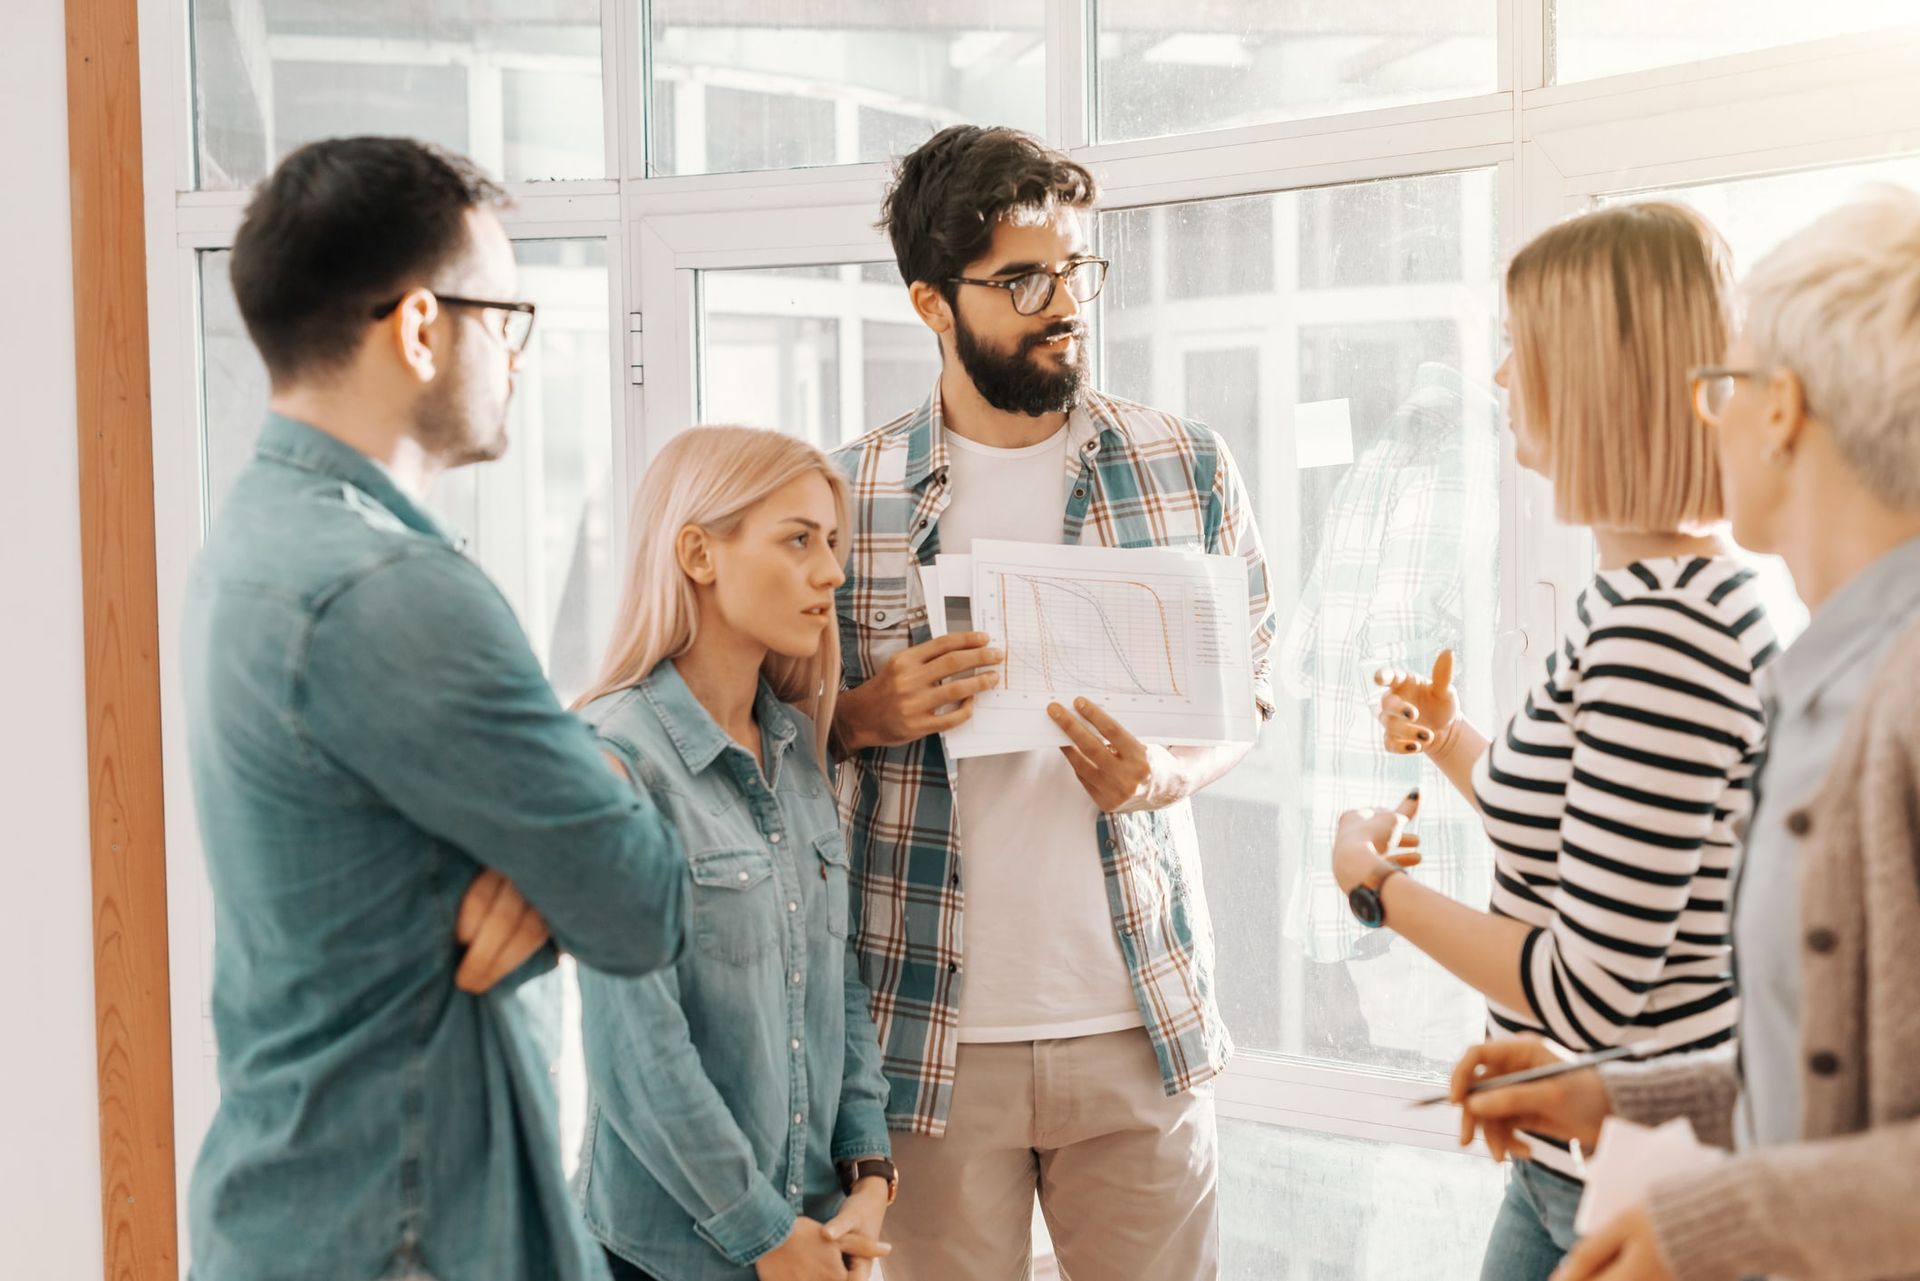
[575,425,851,761]
[1505,201,1734,529]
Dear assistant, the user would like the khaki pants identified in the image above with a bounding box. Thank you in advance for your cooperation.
[883,1027,1219,1281]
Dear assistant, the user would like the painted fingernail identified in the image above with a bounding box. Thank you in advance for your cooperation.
[1404,788,1421,803]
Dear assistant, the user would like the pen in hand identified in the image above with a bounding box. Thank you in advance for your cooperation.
[1408,1041,1658,1108]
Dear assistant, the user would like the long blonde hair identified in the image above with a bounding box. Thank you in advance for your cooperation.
[576,426,850,759]
[1506,201,1734,530]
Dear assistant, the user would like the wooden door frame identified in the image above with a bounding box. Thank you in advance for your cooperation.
[66,0,180,1276]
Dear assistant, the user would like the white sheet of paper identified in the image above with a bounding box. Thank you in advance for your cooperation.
[1294,398,1355,470]
[1574,1116,1726,1235]
[921,556,1048,758]
[950,540,1257,759]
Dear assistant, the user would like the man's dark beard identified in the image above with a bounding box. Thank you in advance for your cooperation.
[953,313,1088,417]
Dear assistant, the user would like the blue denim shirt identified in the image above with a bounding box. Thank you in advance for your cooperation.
[181,415,687,1281]
[574,661,891,1279]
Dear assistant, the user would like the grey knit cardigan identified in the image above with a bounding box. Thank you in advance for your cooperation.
[1598,618,1920,1281]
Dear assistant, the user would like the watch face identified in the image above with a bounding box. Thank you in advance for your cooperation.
[1348,884,1385,928]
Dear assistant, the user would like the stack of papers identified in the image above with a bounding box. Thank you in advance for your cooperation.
[922,540,1258,759]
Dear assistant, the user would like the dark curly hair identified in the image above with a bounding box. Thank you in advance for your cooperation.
[878,125,1098,298]
[231,136,506,384]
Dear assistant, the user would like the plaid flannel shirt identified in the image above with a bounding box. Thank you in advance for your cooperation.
[829,385,1276,1137]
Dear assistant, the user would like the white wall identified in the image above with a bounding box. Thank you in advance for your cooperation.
[0,0,107,1274]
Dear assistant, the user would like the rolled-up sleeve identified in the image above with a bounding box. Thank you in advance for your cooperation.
[832,936,892,1162]
[578,965,798,1265]
[1209,436,1276,721]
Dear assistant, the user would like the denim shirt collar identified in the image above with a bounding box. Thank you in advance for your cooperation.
[1763,533,1920,722]
[639,658,802,782]
[255,413,465,551]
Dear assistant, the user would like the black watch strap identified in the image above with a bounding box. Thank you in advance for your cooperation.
[839,1156,898,1201]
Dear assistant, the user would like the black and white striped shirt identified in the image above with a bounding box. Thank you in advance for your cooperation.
[1473,555,1776,1178]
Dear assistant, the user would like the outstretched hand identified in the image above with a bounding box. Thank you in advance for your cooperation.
[1375,650,1460,757]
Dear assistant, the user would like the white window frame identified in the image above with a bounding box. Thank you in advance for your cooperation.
[136,0,1920,1253]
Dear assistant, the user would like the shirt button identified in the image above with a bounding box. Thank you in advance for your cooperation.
[948,962,959,974]
[1073,487,1086,500]
[1809,1050,1841,1077]
[769,831,783,844]
[873,611,888,624]
[791,1038,801,1051]
[788,901,799,912]
[1806,927,1838,954]
[794,1112,805,1125]
[792,972,803,985]
[789,1183,800,1197]
[1787,809,1813,837]
[737,871,751,883]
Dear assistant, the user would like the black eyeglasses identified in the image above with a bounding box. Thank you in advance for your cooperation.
[949,257,1109,316]
[371,293,539,356]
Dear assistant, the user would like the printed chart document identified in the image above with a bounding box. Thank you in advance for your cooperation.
[919,555,1048,757]
[925,540,1256,760]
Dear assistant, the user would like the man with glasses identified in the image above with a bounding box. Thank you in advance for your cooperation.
[180,136,685,1281]
[828,125,1276,1279]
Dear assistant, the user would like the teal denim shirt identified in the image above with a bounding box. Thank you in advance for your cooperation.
[181,416,687,1281]
[575,661,891,1279]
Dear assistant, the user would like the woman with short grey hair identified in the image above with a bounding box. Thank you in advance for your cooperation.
[1429,185,1920,1281]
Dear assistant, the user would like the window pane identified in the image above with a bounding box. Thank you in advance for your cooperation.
[192,0,605,189]
[1098,171,1503,1078]
[1095,1,1497,144]
[1553,1,1915,84]
[1603,152,1920,644]
[1220,1120,1501,1277]
[196,239,617,703]
[647,1,1045,176]
[698,263,941,450]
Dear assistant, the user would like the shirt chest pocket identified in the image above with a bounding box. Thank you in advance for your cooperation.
[815,830,851,940]
[839,590,925,683]
[688,848,778,966]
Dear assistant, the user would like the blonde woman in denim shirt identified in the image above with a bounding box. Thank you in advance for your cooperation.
[572,427,894,1281]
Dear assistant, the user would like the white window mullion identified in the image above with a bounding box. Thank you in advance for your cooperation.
[1047,0,1093,150]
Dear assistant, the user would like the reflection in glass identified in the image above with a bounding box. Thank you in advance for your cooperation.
[1220,1119,1501,1278]
[1603,151,1920,643]
[196,239,617,704]
[192,0,605,189]
[1099,171,1502,1079]
[647,1,1045,176]
[1553,0,1914,83]
[1096,1,1497,144]
[699,263,941,450]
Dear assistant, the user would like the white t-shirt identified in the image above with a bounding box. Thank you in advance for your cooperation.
[938,423,1144,1043]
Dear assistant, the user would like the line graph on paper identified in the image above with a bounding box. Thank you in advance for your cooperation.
[956,540,1256,755]
[991,571,1187,699]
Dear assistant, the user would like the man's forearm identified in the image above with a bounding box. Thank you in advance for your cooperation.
[829,683,872,758]
[1155,740,1253,806]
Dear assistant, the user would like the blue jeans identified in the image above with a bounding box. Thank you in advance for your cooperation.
[1479,1160,1583,1281]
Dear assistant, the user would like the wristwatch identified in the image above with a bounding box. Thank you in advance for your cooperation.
[1347,864,1408,929]
[837,1156,899,1205]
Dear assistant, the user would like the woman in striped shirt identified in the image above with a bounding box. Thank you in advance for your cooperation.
[1329,203,1778,1281]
